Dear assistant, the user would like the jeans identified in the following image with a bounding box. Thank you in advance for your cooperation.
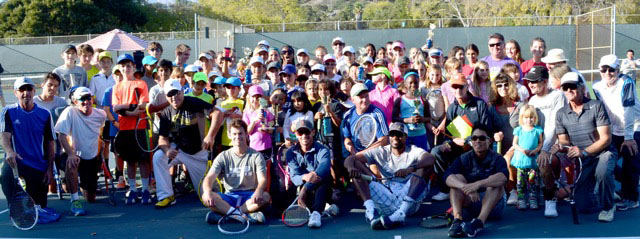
[612,132,640,201]
[431,142,467,193]
[301,180,332,213]
[1,162,48,207]
[575,150,616,212]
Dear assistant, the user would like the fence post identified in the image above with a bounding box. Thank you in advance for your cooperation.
[240,24,244,34]
[337,21,340,30]
[494,17,497,26]
[282,22,285,32]
[388,19,390,29]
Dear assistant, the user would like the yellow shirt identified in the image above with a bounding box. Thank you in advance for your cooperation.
[221,98,244,146]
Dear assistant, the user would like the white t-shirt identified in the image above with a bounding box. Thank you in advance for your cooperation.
[528,89,565,151]
[89,73,115,106]
[592,77,640,138]
[363,144,425,180]
[54,107,107,159]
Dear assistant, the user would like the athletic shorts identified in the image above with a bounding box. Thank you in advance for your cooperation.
[218,190,254,207]
[101,122,114,141]
[463,191,505,220]
[369,176,427,216]
[59,154,102,193]
[114,129,149,163]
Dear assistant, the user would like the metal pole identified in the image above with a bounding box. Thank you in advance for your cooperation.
[591,12,595,84]
[194,13,199,55]
[612,5,616,55]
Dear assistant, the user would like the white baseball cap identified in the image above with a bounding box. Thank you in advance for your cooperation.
[257,40,270,48]
[198,53,213,60]
[13,77,35,90]
[296,48,309,56]
[342,46,356,54]
[332,37,345,45]
[598,54,619,69]
[249,56,265,66]
[184,64,199,73]
[164,78,182,94]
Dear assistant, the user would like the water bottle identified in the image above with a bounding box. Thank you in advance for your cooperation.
[245,68,252,84]
[357,66,365,82]
[322,117,332,136]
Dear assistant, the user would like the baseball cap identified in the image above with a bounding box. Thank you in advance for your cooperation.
[450,73,468,86]
[361,56,374,65]
[392,41,405,50]
[342,46,356,55]
[292,119,314,132]
[523,66,549,82]
[184,64,199,73]
[398,56,411,65]
[72,86,92,100]
[224,77,242,87]
[192,72,207,83]
[267,61,282,71]
[142,55,158,66]
[332,37,345,45]
[599,54,619,69]
[13,77,35,90]
[296,48,309,56]
[248,85,264,97]
[389,122,408,135]
[281,64,296,75]
[257,40,270,48]
[311,64,326,73]
[198,53,213,61]
[98,51,113,61]
[213,76,227,85]
[373,58,387,67]
[560,72,582,85]
[541,49,568,64]
[62,44,76,54]
[112,65,122,75]
[428,49,443,57]
[208,69,222,79]
[350,83,369,97]
[116,54,135,64]
[253,47,268,56]
[368,66,392,80]
[164,78,182,94]
[249,56,265,66]
[323,54,336,63]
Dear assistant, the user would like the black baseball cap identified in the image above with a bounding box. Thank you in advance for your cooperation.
[62,44,77,54]
[524,66,549,82]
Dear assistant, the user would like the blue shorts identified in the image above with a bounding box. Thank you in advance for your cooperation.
[408,134,430,152]
[217,190,254,207]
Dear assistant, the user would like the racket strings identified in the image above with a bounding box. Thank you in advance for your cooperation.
[283,206,309,226]
[9,195,36,229]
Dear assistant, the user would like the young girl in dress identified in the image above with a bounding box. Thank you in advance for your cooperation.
[512,105,544,210]
[392,71,431,151]
[283,91,314,147]
[421,64,447,146]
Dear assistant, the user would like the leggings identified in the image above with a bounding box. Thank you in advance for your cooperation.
[516,168,539,200]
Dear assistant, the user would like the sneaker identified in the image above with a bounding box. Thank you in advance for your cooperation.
[323,204,340,217]
[247,211,265,224]
[141,190,152,205]
[517,199,527,210]
[598,205,615,222]
[617,200,639,211]
[116,176,127,189]
[448,219,464,238]
[365,208,375,223]
[529,197,539,210]
[155,195,176,208]
[544,199,558,217]
[432,192,449,201]
[37,207,60,224]
[125,190,139,205]
[205,211,222,224]
[506,190,518,206]
[70,200,86,216]
[462,218,484,238]
[308,211,322,228]
[371,215,404,230]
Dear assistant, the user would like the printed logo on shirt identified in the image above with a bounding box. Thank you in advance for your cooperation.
[470,107,477,112]
[13,119,20,125]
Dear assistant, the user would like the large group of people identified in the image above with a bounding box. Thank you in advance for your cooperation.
[1,31,639,238]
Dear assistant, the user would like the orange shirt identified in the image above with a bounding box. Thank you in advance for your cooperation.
[112,79,149,131]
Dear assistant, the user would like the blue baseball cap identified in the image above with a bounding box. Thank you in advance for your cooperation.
[224,77,242,87]
[142,56,158,66]
[280,64,296,75]
[117,54,135,64]
[213,76,227,85]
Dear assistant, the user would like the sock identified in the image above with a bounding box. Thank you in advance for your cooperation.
[399,196,414,214]
[128,178,137,190]
[363,200,375,211]
[71,192,79,201]
[141,178,149,191]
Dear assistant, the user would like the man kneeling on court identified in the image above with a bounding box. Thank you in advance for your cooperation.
[201,119,270,224]
[153,79,223,208]
[344,122,434,230]
[445,125,507,238]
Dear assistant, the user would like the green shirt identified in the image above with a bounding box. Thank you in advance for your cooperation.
[86,65,100,83]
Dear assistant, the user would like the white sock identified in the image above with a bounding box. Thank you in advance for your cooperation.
[363,200,375,211]
[141,178,149,191]
[399,197,414,214]
[71,192,79,201]
[128,178,136,190]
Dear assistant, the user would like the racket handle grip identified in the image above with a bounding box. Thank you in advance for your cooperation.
[360,174,374,182]
[570,201,579,224]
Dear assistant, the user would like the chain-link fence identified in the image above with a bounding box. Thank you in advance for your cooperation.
[575,7,615,84]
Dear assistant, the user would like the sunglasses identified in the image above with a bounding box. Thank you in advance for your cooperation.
[451,84,466,90]
[324,62,336,66]
[166,89,180,97]
[333,43,345,46]
[281,51,292,55]
[149,48,161,52]
[78,95,92,102]
[600,67,616,73]
[489,42,503,48]
[471,135,490,141]
[496,83,508,89]
[295,128,311,136]
[562,83,578,91]
[389,131,405,138]
[18,85,34,92]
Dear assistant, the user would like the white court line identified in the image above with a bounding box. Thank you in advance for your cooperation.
[0,209,7,214]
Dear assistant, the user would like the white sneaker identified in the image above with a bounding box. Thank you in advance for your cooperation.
[598,205,615,222]
[308,211,322,228]
[365,208,375,222]
[544,199,558,217]
[323,203,339,217]
[507,190,518,206]
[432,192,449,201]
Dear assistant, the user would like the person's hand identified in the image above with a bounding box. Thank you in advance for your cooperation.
[441,142,452,152]
[412,115,423,124]
[462,182,480,195]
[67,153,80,170]
[202,191,216,208]
[431,125,440,135]
[314,112,324,120]
[323,104,332,115]
[550,144,562,155]
[494,131,504,143]
[297,187,308,208]
[202,134,215,150]
[621,140,638,157]
[223,110,232,118]
[437,124,446,135]
[257,112,265,122]
[285,139,294,148]
[536,150,551,168]
[566,146,581,158]
[166,148,178,160]
[395,168,412,177]
[347,166,362,179]
[452,138,465,147]
[113,121,120,129]
[251,191,266,205]
[468,191,480,203]
[524,150,532,156]
[5,151,21,169]
[43,168,53,184]
[302,172,322,183]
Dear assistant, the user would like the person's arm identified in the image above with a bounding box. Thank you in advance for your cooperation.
[583,125,612,156]
[283,111,292,140]
[542,93,564,152]
[343,153,369,176]
[512,135,525,153]
[252,154,268,204]
[326,102,343,127]
[472,172,508,189]
[364,136,389,153]
[202,154,223,207]
[203,107,223,150]
[303,146,332,189]
[622,78,637,141]
[391,97,404,123]
[245,110,258,135]
[286,149,305,186]
[531,131,544,155]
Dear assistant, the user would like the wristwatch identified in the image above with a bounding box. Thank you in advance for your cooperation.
[581,150,588,158]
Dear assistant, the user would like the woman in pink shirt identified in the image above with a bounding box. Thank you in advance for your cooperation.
[368,66,399,126]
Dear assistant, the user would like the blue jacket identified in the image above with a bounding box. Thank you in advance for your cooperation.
[286,142,331,189]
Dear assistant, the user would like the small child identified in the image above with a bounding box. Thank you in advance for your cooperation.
[283,91,314,148]
[511,104,544,210]
[243,85,275,159]
[393,71,431,151]
[220,77,245,150]
[269,89,287,148]
[421,64,447,146]
[500,63,531,102]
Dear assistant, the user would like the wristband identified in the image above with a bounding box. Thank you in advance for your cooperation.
[581,150,588,158]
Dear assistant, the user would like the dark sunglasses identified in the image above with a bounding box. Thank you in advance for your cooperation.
[389,131,405,138]
[600,67,616,73]
[324,62,336,66]
[281,51,292,55]
[451,84,465,90]
[78,95,92,102]
[18,85,34,92]
[489,42,503,48]
[149,48,161,52]
[166,89,180,97]
[295,128,311,136]
[562,83,578,91]
[496,83,508,89]
[471,135,490,141]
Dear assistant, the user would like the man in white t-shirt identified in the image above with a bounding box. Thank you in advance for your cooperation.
[345,122,434,230]
[54,87,106,216]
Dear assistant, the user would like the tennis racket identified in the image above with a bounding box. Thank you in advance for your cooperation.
[419,212,452,229]
[101,157,117,206]
[218,207,250,235]
[555,146,583,224]
[9,167,38,231]
[281,195,310,227]
[352,114,377,150]
[52,163,63,200]
[198,152,225,206]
